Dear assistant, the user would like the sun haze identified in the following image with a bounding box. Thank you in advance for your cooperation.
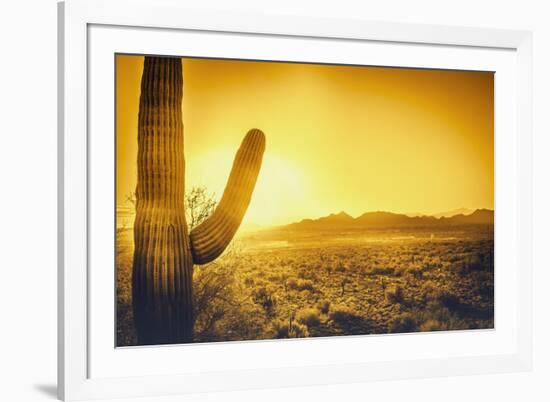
[116,55,493,228]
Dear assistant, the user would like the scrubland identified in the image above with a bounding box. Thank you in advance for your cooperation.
[117,227,494,346]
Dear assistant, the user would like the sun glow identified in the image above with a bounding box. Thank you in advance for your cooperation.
[244,153,310,228]
[187,149,310,228]
[116,55,494,230]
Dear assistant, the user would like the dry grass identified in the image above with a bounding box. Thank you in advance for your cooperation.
[117,227,494,346]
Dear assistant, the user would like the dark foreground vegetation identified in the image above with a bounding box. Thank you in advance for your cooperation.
[117,225,493,346]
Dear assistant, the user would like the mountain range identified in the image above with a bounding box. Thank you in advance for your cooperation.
[281,209,493,230]
[430,208,476,219]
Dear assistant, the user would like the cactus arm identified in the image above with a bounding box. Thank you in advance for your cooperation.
[189,128,265,264]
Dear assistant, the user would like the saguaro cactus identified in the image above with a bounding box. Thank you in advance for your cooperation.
[132,56,265,345]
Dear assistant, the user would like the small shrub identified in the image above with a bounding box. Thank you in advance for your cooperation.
[299,279,315,291]
[252,286,277,317]
[385,284,404,304]
[388,313,418,333]
[329,305,358,325]
[272,319,290,338]
[286,278,298,290]
[422,284,461,309]
[438,291,461,310]
[369,266,395,276]
[317,299,330,314]
[417,306,470,332]
[466,254,483,271]
[288,278,315,291]
[289,322,310,338]
[296,308,321,327]
[449,261,467,276]
[419,319,447,332]
[297,269,316,280]
[409,267,423,280]
[335,263,347,273]
[272,319,310,338]
[393,266,408,276]
[422,281,439,302]
[267,273,280,281]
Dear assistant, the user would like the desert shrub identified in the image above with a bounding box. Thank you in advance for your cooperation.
[290,322,310,337]
[329,304,358,325]
[422,283,461,310]
[438,292,460,309]
[383,267,396,276]
[388,313,418,333]
[393,266,408,276]
[449,261,467,276]
[286,277,298,290]
[297,269,316,280]
[335,263,347,273]
[116,227,136,346]
[422,279,438,295]
[451,253,490,276]
[419,319,448,332]
[448,254,461,263]
[193,262,237,340]
[328,304,372,333]
[252,286,277,317]
[193,260,272,342]
[431,289,460,310]
[477,279,494,298]
[296,308,322,327]
[255,270,266,279]
[417,305,471,332]
[272,319,290,338]
[369,266,395,276]
[272,318,310,338]
[317,299,330,314]
[465,254,485,271]
[288,278,315,292]
[267,273,280,281]
[385,284,405,304]
[298,289,312,298]
[216,302,268,341]
[243,276,255,286]
[407,267,423,280]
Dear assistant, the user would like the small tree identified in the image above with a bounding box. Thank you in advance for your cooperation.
[185,186,217,229]
[126,185,216,230]
[185,187,253,341]
[125,184,252,343]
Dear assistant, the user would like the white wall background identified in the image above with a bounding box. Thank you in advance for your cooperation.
[0,1,548,401]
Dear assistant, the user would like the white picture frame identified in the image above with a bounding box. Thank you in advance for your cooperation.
[58,0,533,400]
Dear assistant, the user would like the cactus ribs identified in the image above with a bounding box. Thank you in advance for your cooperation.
[132,57,265,345]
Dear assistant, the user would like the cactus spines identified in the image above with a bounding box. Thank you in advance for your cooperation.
[132,57,193,345]
[131,56,265,345]
[190,129,265,264]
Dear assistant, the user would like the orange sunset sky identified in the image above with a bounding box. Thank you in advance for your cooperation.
[116,55,494,228]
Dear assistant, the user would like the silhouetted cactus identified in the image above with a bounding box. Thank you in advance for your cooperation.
[132,57,265,345]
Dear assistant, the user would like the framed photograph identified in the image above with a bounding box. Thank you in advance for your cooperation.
[58,0,533,400]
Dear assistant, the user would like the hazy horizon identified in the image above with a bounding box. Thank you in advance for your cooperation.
[116,203,493,230]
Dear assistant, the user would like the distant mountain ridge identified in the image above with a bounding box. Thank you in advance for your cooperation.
[431,208,475,219]
[282,209,493,230]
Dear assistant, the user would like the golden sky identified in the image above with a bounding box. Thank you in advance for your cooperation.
[116,55,493,228]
